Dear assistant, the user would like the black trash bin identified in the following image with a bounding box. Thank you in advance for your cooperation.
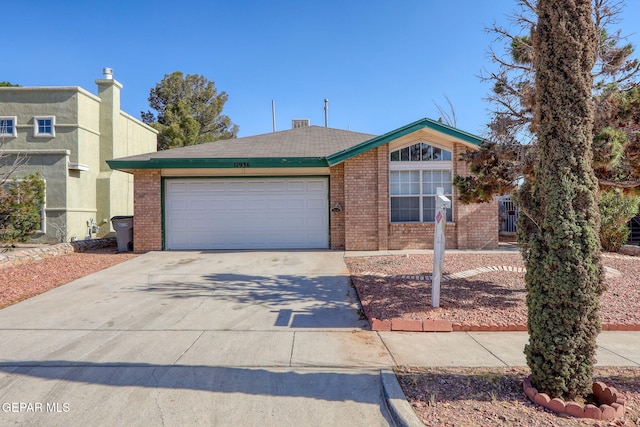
[111,216,134,252]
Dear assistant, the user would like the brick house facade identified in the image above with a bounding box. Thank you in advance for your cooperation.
[109,118,498,252]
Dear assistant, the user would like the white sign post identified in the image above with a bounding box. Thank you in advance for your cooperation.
[432,187,451,308]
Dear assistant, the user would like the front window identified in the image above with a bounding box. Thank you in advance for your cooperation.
[34,116,55,137]
[389,142,453,223]
[0,116,17,137]
[390,141,452,162]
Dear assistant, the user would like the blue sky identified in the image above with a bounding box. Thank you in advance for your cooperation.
[5,1,640,138]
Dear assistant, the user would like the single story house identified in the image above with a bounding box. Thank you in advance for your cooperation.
[107,118,498,251]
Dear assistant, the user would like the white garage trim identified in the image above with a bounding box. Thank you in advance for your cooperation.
[164,177,329,250]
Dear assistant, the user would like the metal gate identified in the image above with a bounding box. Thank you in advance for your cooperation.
[499,196,519,234]
[629,213,640,244]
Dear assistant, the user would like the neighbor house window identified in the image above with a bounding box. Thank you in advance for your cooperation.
[0,116,17,137]
[390,142,453,223]
[34,116,55,137]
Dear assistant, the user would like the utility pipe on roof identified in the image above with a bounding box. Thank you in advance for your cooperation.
[272,100,277,132]
[324,98,329,127]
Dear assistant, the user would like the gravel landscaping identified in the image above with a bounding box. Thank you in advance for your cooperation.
[346,250,640,425]
[0,246,138,309]
[345,251,640,328]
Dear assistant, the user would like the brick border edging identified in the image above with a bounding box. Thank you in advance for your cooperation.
[367,316,640,333]
[523,376,625,420]
[0,238,116,269]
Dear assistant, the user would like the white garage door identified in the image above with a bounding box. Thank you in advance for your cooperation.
[165,177,329,250]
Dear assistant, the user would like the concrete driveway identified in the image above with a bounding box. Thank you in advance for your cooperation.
[0,251,396,426]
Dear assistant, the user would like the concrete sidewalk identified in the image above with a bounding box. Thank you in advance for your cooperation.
[379,330,640,367]
[0,250,637,426]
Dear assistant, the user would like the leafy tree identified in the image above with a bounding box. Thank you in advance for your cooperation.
[455,0,640,245]
[0,173,46,242]
[0,82,19,87]
[142,72,238,150]
[521,0,604,401]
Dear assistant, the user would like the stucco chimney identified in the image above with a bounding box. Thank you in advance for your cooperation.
[96,69,123,171]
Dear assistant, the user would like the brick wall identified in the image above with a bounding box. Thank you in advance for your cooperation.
[329,163,345,249]
[133,170,162,252]
[388,223,458,249]
[454,146,499,249]
[377,144,389,250]
[344,149,380,250]
[334,141,498,250]
[456,199,499,249]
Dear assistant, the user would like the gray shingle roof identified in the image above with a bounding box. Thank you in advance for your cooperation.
[117,126,376,161]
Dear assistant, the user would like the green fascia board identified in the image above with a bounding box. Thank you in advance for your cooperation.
[325,117,485,166]
[107,157,329,170]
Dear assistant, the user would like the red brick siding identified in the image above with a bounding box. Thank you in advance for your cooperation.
[454,146,499,249]
[377,144,389,250]
[329,164,345,249]
[333,142,498,250]
[388,223,458,249]
[133,170,162,252]
[456,199,499,249]
[344,149,380,250]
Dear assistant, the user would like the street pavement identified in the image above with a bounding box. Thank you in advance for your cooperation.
[0,250,637,426]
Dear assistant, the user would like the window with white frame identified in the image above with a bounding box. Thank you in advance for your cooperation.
[33,116,55,137]
[0,116,17,137]
[389,142,453,223]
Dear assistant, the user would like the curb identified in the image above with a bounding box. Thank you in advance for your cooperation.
[380,370,423,427]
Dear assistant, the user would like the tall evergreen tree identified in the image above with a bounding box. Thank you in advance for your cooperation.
[142,72,238,150]
[522,0,606,400]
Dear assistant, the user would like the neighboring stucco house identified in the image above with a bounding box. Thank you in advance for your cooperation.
[107,118,498,252]
[0,70,158,242]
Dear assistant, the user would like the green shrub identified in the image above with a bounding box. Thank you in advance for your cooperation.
[599,188,639,252]
[0,173,46,242]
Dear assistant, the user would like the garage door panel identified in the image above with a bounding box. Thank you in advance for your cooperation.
[286,180,305,191]
[188,200,207,210]
[286,199,305,209]
[165,178,329,249]
[306,180,325,191]
[266,181,286,191]
[306,198,326,209]
[226,181,246,191]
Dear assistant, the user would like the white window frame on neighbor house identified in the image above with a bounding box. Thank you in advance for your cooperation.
[0,116,17,137]
[33,116,55,137]
[389,141,453,223]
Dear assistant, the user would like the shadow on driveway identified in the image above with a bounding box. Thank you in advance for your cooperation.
[0,360,381,404]
[129,273,366,329]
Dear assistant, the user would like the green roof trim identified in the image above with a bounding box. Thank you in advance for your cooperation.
[325,117,485,166]
[106,157,329,170]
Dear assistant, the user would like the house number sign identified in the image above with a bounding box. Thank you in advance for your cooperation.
[233,162,251,168]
